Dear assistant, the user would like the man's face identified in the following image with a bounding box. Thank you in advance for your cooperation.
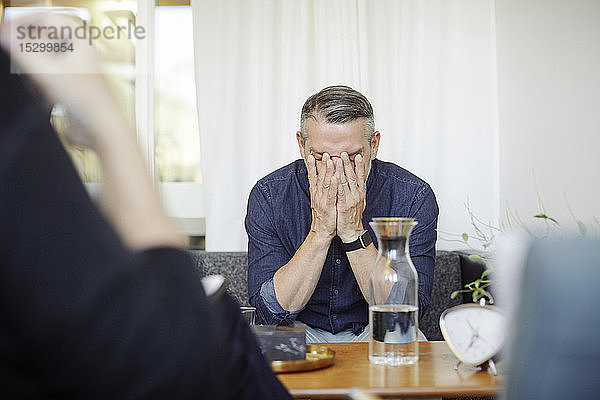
[296,118,380,180]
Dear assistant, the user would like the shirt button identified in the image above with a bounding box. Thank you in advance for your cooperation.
[332,315,337,320]
[334,289,339,295]
[335,258,341,264]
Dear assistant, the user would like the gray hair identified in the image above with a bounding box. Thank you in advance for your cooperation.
[300,85,375,141]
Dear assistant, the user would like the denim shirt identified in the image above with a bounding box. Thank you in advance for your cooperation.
[245,158,438,335]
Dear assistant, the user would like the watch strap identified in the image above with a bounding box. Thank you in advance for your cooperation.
[342,230,372,252]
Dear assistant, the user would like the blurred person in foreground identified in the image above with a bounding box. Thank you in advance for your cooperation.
[0,14,291,399]
[245,85,439,342]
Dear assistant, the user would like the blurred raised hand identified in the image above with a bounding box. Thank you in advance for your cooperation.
[1,12,185,249]
[1,12,121,149]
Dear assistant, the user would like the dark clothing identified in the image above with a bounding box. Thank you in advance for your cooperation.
[245,158,439,335]
[0,50,291,400]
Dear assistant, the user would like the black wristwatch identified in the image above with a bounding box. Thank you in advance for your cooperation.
[342,230,373,252]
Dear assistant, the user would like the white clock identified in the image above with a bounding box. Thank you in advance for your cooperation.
[439,303,505,375]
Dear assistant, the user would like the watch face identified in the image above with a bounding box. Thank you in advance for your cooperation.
[440,304,505,366]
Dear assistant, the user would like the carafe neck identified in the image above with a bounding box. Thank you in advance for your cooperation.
[378,236,409,258]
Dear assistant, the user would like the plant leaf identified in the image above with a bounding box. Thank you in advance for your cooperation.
[481,269,491,278]
[469,254,482,261]
[462,233,469,242]
[534,213,559,225]
[577,220,587,235]
[450,291,459,299]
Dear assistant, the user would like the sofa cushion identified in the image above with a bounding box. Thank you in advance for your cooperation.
[421,250,463,340]
[188,251,249,306]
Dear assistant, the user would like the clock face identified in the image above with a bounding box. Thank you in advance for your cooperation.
[440,304,505,366]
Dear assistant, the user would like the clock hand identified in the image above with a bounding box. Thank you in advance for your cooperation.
[466,319,480,338]
[466,334,477,350]
[466,319,476,333]
[465,319,484,351]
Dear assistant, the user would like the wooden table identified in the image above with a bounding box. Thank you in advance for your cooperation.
[276,341,502,398]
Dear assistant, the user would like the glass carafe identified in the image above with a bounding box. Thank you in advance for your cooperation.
[369,217,419,365]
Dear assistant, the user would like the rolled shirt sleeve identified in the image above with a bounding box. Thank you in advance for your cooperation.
[259,278,301,322]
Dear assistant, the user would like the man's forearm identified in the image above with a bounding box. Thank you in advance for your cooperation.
[272,230,332,312]
[346,244,378,302]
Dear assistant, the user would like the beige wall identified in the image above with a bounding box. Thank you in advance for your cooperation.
[495,0,600,233]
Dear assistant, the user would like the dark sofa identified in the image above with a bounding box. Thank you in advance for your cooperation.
[189,250,466,340]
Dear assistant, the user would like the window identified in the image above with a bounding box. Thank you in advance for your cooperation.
[155,4,204,248]
[2,0,205,247]
[155,6,201,183]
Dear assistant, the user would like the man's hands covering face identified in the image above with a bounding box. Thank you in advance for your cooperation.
[306,152,367,242]
[335,153,367,242]
[307,154,338,239]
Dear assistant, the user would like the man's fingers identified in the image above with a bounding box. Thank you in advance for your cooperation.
[355,153,366,192]
[316,154,326,187]
[307,154,317,186]
[341,153,357,184]
[342,152,358,188]
[337,178,347,203]
[328,174,338,202]
[323,155,334,190]
[335,157,354,206]
[335,158,348,185]
[309,153,336,235]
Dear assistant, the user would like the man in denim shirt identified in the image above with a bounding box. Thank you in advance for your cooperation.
[245,86,438,342]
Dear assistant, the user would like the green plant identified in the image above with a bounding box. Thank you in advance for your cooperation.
[450,256,493,303]
[441,192,599,304]
[442,199,497,303]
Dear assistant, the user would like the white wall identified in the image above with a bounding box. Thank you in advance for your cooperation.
[495,0,600,234]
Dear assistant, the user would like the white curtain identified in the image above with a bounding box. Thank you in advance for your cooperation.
[192,0,498,251]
